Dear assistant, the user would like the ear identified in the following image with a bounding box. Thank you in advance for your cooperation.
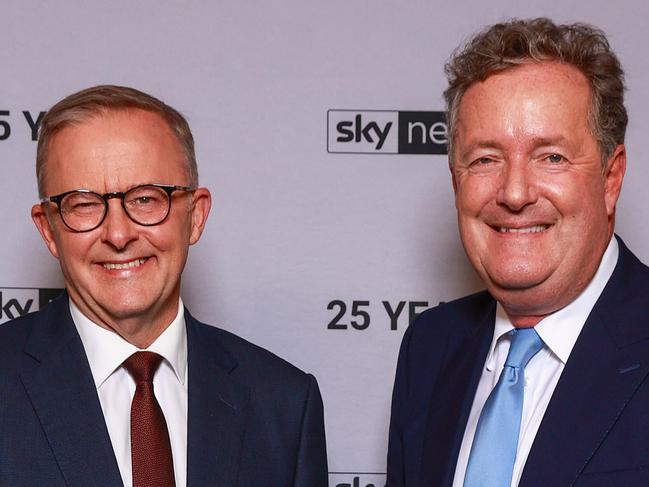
[188,187,212,245]
[603,144,626,217]
[31,203,61,259]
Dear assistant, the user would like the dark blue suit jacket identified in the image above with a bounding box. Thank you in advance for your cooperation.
[0,295,328,486]
[387,238,649,486]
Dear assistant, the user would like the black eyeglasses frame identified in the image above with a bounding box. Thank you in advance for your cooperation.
[40,183,196,233]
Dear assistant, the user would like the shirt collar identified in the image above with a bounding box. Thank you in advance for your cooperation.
[485,237,619,369]
[70,298,187,388]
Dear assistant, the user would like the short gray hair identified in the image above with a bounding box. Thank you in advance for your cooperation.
[37,85,198,197]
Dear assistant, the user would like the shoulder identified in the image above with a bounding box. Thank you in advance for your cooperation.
[0,305,67,386]
[0,318,30,371]
[0,311,36,342]
[187,313,318,395]
[610,236,649,292]
[394,290,494,386]
[404,290,494,346]
[0,306,46,365]
[0,294,78,376]
[390,291,494,425]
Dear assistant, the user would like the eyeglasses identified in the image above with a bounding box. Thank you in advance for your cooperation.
[41,184,196,233]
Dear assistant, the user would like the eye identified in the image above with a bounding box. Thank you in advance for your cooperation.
[134,196,154,205]
[60,192,104,215]
[546,153,564,164]
[468,156,495,168]
[66,201,103,215]
[464,155,502,174]
[125,188,166,207]
[72,201,102,210]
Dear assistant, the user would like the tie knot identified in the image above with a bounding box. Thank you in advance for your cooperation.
[504,328,544,369]
[123,351,163,383]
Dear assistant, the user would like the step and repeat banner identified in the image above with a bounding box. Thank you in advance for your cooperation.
[3,2,649,485]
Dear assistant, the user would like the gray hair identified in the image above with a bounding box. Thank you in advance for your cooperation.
[37,85,198,197]
[444,17,627,165]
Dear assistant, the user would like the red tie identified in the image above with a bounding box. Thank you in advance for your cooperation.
[123,351,176,487]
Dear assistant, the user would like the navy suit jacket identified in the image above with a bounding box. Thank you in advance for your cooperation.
[388,238,649,486]
[0,295,328,486]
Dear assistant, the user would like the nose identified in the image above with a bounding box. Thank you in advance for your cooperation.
[100,199,139,250]
[496,158,538,211]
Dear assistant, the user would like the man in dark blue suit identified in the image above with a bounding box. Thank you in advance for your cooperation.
[0,85,327,486]
[387,18,649,486]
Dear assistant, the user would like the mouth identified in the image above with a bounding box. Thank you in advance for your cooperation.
[496,224,551,234]
[101,257,149,270]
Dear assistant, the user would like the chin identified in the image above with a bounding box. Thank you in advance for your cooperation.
[96,292,159,318]
[487,276,568,317]
[489,283,541,303]
[495,291,564,319]
[483,261,552,289]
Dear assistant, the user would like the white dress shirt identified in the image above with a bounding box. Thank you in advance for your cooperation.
[70,298,188,487]
[452,237,619,487]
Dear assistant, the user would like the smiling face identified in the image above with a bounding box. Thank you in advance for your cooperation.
[451,61,625,324]
[32,109,211,346]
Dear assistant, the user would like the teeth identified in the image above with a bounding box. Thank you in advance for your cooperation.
[498,225,548,234]
[103,258,148,270]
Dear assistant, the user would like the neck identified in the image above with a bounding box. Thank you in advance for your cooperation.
[69,293,179,348]
[504,312,545,328]
[104,319,172,348]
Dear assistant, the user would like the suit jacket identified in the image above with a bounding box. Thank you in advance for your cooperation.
[0,294,328,487]
[387,237,649,487]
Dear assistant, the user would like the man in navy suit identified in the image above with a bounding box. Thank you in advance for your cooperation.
[0,85,327,486]
[387,18,649,486]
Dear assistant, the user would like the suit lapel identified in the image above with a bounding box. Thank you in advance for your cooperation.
[520,239,649,486]
[20,296,123,487]
[185,312,250,487]
[419,300,496,487]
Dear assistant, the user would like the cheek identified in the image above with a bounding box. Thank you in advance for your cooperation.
[455,177,497,221]
[538,173,606,211]
[147,223,191,256]
[455,180,494,237]
[566,194,607,232]
[55,233,94,265]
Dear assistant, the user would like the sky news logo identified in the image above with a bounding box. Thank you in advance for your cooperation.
[327,109,447,155]
[329,472,386,487]
[0,287,64,324]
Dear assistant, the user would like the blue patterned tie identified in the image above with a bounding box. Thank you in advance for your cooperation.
[464,327,544,487]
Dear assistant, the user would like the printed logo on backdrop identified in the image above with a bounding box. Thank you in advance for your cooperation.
[329,472,386,486]
[0,288,64,324]
[326,299,436,331]
[327,110,447,155]
[0,111,46,141]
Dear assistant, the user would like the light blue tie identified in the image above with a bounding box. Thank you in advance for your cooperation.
[464,327,544,487]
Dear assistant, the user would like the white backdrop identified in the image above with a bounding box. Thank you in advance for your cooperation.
[3,2,649,485]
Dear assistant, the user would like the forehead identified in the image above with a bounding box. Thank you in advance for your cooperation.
[456,61,593,143]
[44,109,187,194]
[463,60,591,105]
